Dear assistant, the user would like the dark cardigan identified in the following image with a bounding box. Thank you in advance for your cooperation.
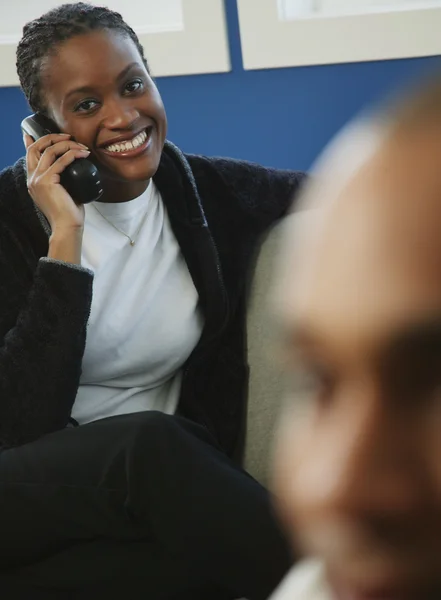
[0,140,304,458]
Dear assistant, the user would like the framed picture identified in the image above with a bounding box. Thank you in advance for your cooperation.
[0,0,231,87]
[237,0,441,69]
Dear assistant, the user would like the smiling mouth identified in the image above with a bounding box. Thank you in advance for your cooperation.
[103,126,153,154]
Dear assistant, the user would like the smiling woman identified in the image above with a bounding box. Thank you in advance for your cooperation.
[17,16,167,202]
[0,2,305,599]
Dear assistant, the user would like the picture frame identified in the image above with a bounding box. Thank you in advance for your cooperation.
[0,0,231,87]
[237,0,441,69]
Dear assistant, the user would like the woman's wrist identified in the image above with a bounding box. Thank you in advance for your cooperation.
[48,225,84,265]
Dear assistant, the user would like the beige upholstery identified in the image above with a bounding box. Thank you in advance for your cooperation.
[244,212,313,487]
[244,222,286,487]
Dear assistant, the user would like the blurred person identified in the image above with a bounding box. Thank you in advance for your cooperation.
[269,78,441,600]
[0,2,305,598]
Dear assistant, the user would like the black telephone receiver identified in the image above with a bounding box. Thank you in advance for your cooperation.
[21,113,103,205]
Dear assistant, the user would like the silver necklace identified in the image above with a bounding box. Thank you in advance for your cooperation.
[93,202,149,246]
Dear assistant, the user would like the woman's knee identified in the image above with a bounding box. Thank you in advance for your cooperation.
[127,411,178,450]
[116,411,216,467]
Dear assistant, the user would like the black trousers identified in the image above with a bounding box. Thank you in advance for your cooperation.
[0,412,292,600]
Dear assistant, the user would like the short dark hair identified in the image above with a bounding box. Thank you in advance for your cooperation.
[16,2,149,113]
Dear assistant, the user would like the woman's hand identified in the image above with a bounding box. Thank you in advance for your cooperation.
[24,132,91,232]
[24,133,91,265]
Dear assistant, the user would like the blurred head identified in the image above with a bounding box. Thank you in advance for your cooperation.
[16,2,167,198]
[272,79,441,600]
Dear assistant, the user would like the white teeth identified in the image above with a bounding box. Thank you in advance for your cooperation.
[105,129,148,153]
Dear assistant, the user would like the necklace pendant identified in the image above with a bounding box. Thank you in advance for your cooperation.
[130,240,135,246]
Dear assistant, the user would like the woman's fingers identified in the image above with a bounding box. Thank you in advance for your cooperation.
[46,148,91,178]
[23,133,35,150]
[36,140,90,174]
[24,133,87,230]
[25,133,71,172]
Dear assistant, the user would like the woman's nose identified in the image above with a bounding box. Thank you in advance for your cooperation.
[102,99,139,130]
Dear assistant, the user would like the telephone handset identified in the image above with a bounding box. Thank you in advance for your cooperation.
[21,113,103,205]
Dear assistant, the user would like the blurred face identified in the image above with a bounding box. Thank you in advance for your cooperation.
[273,126,441,600]
[41,30,167,198]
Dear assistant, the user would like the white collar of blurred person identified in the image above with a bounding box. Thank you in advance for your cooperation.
[269,560,332,600]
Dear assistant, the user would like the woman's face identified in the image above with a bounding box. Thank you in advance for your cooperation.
[41,30,167,186]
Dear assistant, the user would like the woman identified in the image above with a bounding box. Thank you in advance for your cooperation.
[0,3,303,599]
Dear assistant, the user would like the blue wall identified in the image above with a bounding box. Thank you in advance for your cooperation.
[2,0,441,172]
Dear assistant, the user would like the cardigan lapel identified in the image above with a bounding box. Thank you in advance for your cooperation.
[153,141,229,346]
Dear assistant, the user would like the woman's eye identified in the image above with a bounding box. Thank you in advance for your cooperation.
[74,99,98,113]
[124,79,144,94]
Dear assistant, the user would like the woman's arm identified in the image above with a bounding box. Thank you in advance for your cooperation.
[0,220,93,447]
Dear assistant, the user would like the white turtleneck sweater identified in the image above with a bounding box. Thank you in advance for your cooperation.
[72,181,203,425]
